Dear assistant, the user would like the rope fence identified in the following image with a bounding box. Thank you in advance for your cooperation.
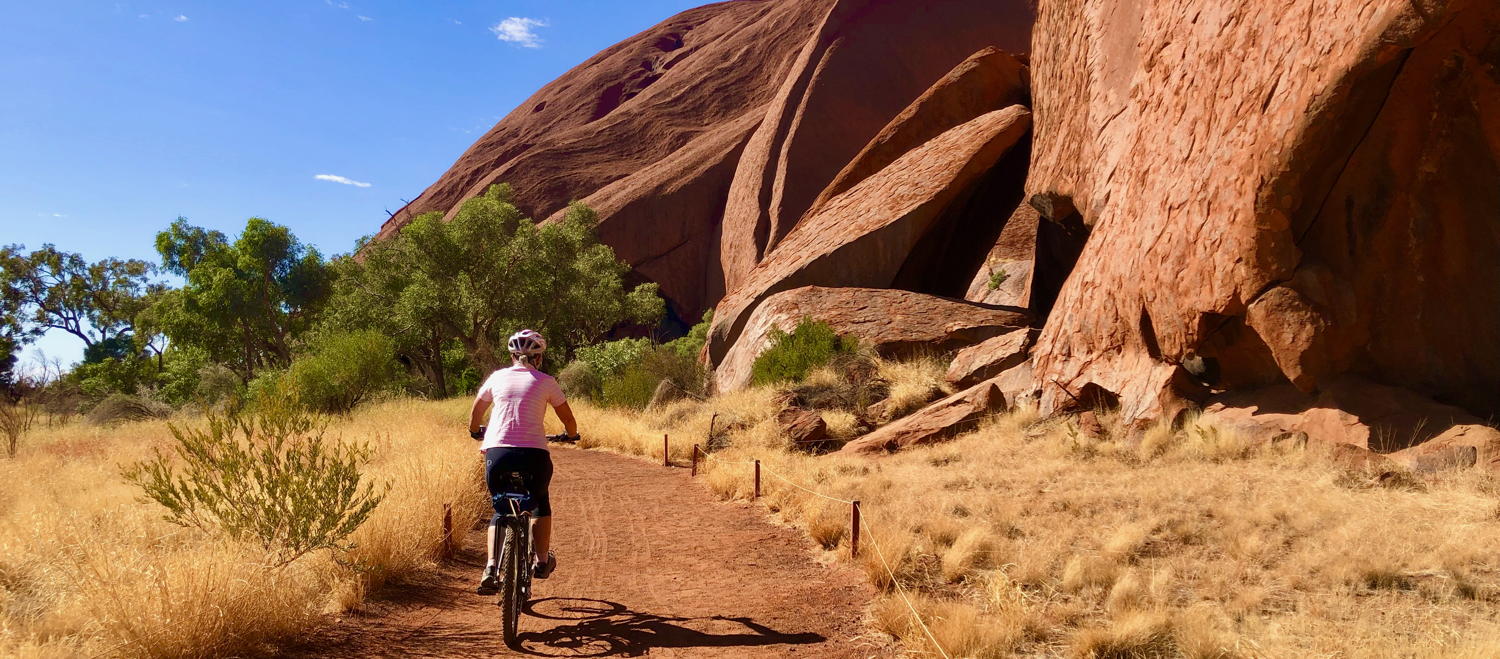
[663,433,952,659]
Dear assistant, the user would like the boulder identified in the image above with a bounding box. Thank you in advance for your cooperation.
[719,0,1035,292]
[715,286,1031,392]
[777,407,830,451]
[1204,378,1497,454]
[1392,424,1500,473]
[1024,0,1500,423]
[374,1,836,318]
[945,328,1037,389]
[708,107,1034,372]
[805,47,1030,218]
[840,376,1009,455]
[963,202,1038,307]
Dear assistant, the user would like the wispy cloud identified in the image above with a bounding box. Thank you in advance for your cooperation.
[325,0,350,8]
[357,14,372,22]
[491,17,547,48]
[314,174,372,188]
[173,14,189,22]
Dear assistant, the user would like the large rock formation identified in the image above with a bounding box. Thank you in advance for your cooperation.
[708,106,1033,369]
[374,0,837,317]
[715,286,1030,391]
[718,0,1034,292]
[1024,0,1500,423]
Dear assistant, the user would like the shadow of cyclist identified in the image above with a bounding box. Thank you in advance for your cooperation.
[515,597,825,657]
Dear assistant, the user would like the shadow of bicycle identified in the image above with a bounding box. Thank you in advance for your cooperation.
[515,597,825,657]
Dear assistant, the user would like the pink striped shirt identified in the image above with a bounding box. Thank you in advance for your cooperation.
[475,366,566,451]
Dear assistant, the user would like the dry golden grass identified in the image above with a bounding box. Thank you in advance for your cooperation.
[0,397,486,657]
[574,381,1500,658]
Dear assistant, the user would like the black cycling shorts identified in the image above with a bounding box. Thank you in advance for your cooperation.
[484,447,553,518]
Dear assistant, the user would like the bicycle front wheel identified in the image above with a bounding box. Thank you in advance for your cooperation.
[500,522,523,647]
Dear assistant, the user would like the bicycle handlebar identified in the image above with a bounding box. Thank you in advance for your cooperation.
[470,426,579,444]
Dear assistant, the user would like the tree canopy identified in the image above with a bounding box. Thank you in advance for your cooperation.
[322,185,663,388]
[145,218,331,380]
[0,244,160,352]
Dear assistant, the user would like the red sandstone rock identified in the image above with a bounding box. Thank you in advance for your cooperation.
[806,47,1030,219]
[1204,378,1492,453]
[840,377,1007,455]
[374,1,834,316]
[1025,0,1500,423]
[964,202,1037,307]
[1393,425,1500,473]
[945,328,1036,389]
[715,286,1030,392]
[777,406,830,449]
[708,107,1033,373]
[719,0,1034,292]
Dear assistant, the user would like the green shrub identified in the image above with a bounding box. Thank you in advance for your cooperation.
[602,362,662,409]
[74,357,152,401]
[124,403,385,565]
[987,267,1010,290]
[287,330,398,414]
[601,346,707,409]
[664,310,713,361]
[156,347,211,406]
[575,337,651,380]
[750,318,858,386]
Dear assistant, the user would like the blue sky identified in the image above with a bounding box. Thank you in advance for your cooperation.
[1,0,706,366]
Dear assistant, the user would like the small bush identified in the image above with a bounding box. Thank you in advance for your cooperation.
[287,330,398,414]
[987,267,1010,290]
[0,399,38,458]
[750,318,858,386]
[86,393,172,425]
[600,346,707,410]
[575,337,651,380]
[123,404,385,565]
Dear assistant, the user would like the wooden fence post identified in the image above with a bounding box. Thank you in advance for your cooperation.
[663,434,670,467]
[850,500,862,558]
[691,444,700,477]
[754,460,761,499]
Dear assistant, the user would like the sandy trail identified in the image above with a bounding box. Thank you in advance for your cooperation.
[289,446,889,658]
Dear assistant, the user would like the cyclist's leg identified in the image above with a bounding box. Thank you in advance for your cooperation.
[527,450,555,567]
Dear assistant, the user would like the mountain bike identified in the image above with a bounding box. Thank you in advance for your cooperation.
[478,430,578,648]
[490,470,537,648]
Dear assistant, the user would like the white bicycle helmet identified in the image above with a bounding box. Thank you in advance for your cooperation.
[507,329,547,357]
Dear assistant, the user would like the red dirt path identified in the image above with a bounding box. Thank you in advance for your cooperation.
[288,446,891,658]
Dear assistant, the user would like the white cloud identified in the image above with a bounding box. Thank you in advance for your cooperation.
[451,19,463,25]
[314,174,372,188]
[357,14,372,22]
[173,14,189,22]
[491,17,547,48]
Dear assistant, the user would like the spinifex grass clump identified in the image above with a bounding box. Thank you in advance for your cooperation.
[124,396,385,565]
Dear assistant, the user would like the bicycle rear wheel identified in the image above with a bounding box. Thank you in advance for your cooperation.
[500,522,524,647]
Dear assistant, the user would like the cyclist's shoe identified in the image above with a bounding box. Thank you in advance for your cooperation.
[476,565,499,595]
[533,552,557,579]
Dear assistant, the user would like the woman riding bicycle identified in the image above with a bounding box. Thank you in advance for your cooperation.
[469,329,579,594]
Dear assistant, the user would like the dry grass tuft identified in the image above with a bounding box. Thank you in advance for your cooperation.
[0,398,486,657]
[575,361,1500,658]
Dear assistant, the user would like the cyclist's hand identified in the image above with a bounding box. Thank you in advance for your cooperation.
[547,433,580,444]
[470,426,486,440]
